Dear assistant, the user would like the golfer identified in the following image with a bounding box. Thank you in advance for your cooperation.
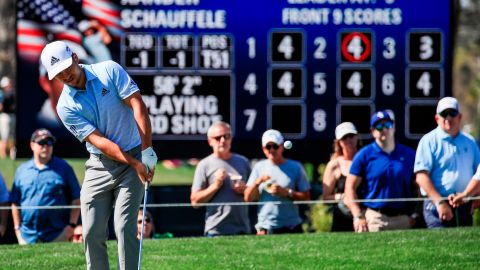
[40,41,157,270]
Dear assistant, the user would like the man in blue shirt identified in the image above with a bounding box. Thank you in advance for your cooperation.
[10,128,80,244]
[345,110,416,232]
[414,97,480,228]
[40,41,157,270]
[0,171,8,239]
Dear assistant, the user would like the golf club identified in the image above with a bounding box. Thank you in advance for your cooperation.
[137,180,150,270]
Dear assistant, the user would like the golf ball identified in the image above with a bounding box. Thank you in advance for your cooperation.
[283,140,292,149]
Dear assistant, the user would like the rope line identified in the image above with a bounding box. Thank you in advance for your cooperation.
[1,196,479,210]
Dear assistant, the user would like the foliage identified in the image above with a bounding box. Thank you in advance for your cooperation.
[0,228,479,269]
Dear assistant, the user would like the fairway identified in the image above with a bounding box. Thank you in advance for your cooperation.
[0,227,478,270]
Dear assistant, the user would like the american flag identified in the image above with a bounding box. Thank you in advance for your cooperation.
[17,0,123,62]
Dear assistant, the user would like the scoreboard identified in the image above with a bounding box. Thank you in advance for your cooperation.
[15,0,456,162]
[119,0,454,161]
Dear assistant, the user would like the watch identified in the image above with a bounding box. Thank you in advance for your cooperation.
[288,189,294,198]
[434,200,446,208]
[68,223,77,228]
[353,213,365,221]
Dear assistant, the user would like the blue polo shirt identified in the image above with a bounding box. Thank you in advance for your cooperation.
[414,127,480,196]
[9,157,80,243]
[350,142,416,210]
[0,173,8,203]
[56,60,141,154]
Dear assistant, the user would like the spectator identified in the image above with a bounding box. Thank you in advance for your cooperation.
[414,97,480,228]
[72,224,83,243]
[78,19,113,62]
[41,40,156,270]
[244,129,311,235]
[0,76,15,159]
[449,165,480,209]
[10,128,81,244]
[345,110,416,233]
[0,172,8,238]
[322,122,361,232]
[137,209,155,239]
[190,121,251,236]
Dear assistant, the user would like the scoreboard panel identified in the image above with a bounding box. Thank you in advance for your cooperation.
[15,0,455,162]
[119,0,454,161]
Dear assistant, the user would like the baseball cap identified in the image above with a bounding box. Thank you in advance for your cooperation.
[31,128,56,143]
[40,41,73,80]
[262,129,284,147]
[335,122,358,140]
[370,110,394,128]
[436,97,459,114]
[0,76,11,88]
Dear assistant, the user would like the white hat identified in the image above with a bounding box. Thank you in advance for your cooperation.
[40,41,73,80]
[436,97,459,114]
[262,129,284,147]
[335,122,358,140]
[0,76,11,88]
[78,20,92,33]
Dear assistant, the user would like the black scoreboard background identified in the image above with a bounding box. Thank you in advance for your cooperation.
[16,0,457,164]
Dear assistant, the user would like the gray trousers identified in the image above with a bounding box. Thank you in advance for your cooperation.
[81,146,143,270]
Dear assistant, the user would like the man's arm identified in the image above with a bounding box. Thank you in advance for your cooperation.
[85,130,148,183]
[11,203,21,234]
[0,204,7,237]
[124,91,152,150]
[190,169,225,208]
[344,174,367,232]
[415,171,453,221]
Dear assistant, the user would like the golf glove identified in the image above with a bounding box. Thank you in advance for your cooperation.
[141,146,158,172]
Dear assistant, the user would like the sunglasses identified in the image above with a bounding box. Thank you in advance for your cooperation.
[374,121,393,131]
[212,134,231,141]
[439,109,459,118]
[138,218,151,224]
[265,144,279,150]
[36,140,54,146]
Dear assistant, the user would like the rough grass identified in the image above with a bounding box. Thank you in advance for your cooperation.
[0,227,478,270]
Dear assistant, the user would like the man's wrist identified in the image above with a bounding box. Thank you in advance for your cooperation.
[14,225,20,231]
[353,213,365,221]
[287,189,294,198]
[434,199,446,208]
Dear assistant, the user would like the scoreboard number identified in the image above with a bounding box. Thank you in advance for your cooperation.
[244,73,258,95]
[340,31,373,63]
[270,68,304,99]
[270,31,304,62]
[161,34,193,69]
[407,68,442,98]
[408,32,442,63]
[124,33,157,69]
[339,68,373,99]
[313,37,327,59]
[382,37,396,59]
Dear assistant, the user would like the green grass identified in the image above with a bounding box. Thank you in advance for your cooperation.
[0,228,478,270]
[0,158,195,188]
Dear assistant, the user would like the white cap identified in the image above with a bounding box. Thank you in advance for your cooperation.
[335,122,358,140]
[40,41,73,80]
[0,76,11,88]
[78,20,92,32]
[436,97,459,114]
[262,129,284,147]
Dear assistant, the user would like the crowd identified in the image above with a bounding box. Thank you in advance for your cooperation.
[0,97,479,245]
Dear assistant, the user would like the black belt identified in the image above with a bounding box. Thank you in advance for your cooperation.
[368,207,406,217]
